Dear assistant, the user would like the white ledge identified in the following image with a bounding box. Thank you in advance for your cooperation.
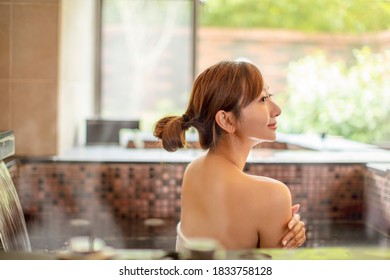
[54,146,390,164]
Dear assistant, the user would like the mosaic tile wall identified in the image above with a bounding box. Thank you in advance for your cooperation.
[246,164,365,221]
[364,167,390,235]
[14,162,183,222]
[13,161,366,225]
[6,160,390,250]
[11,162,186,244]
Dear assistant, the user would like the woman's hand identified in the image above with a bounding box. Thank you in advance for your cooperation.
[281,204,306,248]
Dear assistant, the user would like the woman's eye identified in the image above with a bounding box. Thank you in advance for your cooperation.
[260,96,268,103]
[259,93,273,103]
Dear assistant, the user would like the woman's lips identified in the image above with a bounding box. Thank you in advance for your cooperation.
[268,123,277,130]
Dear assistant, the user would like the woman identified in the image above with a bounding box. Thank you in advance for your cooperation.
[154,60,305,251]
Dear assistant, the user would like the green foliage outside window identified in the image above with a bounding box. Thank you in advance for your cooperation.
[201,0,390,33]
[276,47,390,144]
[201,1,390,144]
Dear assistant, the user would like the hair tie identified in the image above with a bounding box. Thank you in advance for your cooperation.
[182,114,191,129]
[182,114,190,123]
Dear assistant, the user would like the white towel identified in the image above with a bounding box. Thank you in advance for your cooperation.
[175,221,188,253]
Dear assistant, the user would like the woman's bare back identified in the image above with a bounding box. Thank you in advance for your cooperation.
[180,154,292,249]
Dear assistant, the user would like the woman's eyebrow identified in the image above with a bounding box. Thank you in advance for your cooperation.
[262,85,270,95]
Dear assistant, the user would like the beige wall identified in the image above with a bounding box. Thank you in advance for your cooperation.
[0,0,97,156]
[0,0,59,156]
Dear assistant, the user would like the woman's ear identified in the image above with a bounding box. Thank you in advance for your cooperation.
[215,110,236,133]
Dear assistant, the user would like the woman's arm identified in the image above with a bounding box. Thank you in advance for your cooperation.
[257,181,292,248]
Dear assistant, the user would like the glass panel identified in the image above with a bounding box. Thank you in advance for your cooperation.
[101,0,193,130]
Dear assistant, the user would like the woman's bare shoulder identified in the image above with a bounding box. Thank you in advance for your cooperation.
[183,156,206,176]
[244,174,290,195]
[239,174,292,221]
[242,174,292,248]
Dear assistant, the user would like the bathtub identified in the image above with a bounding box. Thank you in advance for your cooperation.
[6,141,389,253]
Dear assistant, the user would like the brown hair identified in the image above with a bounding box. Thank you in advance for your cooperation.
[153,60,264,152]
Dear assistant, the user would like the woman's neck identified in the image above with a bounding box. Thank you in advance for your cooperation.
[207,136,253,171]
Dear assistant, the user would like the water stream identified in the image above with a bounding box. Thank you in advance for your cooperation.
[0,160,31,251]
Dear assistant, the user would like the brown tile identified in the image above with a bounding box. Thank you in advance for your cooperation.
[11,3,59,79]
[0,4,10,78]
[11,81,58,155]
[0,81,11,129]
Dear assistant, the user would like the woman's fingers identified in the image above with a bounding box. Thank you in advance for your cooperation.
[283,220,306,248]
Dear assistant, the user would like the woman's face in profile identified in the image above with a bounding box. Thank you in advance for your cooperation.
[235,84,281,143]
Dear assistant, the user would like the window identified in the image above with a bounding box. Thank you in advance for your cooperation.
[100,0,194,130]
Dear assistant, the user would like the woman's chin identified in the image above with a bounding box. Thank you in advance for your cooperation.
[250,136,276,145]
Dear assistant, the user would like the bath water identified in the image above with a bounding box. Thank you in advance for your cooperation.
[0,160,31,251]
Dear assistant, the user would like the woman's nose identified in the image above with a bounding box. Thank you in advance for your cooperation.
[271,100,281,117]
